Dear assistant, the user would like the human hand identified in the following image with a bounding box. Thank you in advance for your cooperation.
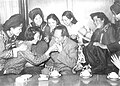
[17,44,27,51]
[48,43,59,52]
[12,44,27,57]
[55,43,62,52]
[111,54,120,70]
[44,36,49,43]
[93,42,107,49]
[93,42,101,46]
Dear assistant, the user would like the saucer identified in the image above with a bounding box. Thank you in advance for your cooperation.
[80,71,92,79]
[107,80,118,86]
[39,74,49,80]
[107,72,120,81]
[107,76,120,81]
[38,77,48,80]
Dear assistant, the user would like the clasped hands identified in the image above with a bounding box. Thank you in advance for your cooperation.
[49,43,63,53]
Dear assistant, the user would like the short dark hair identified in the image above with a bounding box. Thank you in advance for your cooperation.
[47,13,61,25]
[3,14,24,31]
[25,26,43,41]
[62,11,77,24]
[53,24,69,37]
[90,12,110,25]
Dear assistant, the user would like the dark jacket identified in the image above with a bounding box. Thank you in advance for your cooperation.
[91,23,116,45]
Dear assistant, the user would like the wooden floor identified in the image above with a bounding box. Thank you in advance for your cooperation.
[0,74,120,86]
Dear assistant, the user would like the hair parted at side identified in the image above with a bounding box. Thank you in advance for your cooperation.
[3,14,24,31]
[47,13,61,25]
[53,24,69,37]
[62,11,77,24]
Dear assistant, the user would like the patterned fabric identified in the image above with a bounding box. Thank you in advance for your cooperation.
[0,27,17,71]
[91,23,116,45]
[3,41,49,74]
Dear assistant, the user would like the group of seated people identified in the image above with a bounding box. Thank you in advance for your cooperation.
[0,1,120,76]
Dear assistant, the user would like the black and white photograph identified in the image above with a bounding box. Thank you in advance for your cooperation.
[0,0,120,86]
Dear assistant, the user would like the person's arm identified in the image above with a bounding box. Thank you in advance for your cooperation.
[93,42,108,49]
[56,42,78,68]
[20,43,58,65]
[19,49,50,66]
[90,29,100,42]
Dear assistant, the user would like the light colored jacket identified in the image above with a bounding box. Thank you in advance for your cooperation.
[48,37,78,71]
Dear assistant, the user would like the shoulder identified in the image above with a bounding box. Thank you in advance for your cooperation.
[44,25,50,31]
[66,37,77,46]
[37,41,48,47]
[92,29,100,35]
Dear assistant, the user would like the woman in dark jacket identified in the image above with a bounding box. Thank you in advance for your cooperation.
[83,12,116,74]
[93,1,120,75]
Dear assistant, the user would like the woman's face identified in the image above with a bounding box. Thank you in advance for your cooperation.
[34,14,43,26]
[62,16,72,26]
[10,24,23,36]
[48,18,57,30]
[93,16,104,28]
[33,32,40,44]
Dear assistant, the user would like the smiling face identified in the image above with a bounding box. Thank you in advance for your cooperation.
[62,16,72,26]
[34,14,43,26]
[93,16,104,28]
[10,24,23,36]
[48,18,57,30]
